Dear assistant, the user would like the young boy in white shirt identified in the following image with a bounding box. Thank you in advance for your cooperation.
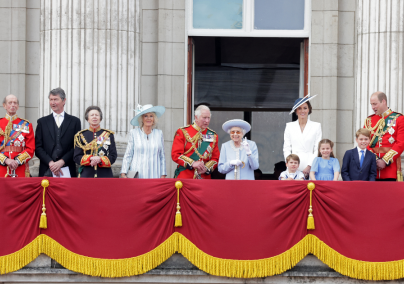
[279,154,305,180]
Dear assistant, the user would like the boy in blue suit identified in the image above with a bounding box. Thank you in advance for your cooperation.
[341,129,377,181]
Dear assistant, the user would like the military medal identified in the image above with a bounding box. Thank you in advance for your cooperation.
[389,136,395,144]
[389,127,395,135]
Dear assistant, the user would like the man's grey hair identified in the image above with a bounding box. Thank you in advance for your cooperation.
[48,87,66,100]
[194,105,211,118]
[3,95,19,105]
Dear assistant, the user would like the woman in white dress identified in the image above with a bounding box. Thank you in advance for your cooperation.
[120,104,167,179]
[283,95,322,179]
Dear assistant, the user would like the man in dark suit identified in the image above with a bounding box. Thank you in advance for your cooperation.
[341,129,377,181]
[35,88,81,177]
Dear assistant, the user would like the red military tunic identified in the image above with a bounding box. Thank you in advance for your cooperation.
[172,123,220,179]
[364,109,404,180]
[0,114,35,177]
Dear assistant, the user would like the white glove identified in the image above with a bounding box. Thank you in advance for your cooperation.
[241,138,252,155]
[230,160,238,166]
[236,160,243,166]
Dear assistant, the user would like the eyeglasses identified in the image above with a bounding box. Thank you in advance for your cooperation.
[230,131,242,134]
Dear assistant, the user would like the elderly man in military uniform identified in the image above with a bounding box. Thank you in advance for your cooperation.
[0,95,35,177]
[364,91,404,181]
[171,105,220,179]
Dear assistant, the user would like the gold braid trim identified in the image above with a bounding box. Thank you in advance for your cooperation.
[179,155,195,167]
[2,233,404,279]
[366,115,400,147]
[181,129,204,159]
[204,160,217,171]
[0,119,13,152]
[16,152,31,165]
[0,153,7,165]
[100,156,111,167]
[382,149,398,164]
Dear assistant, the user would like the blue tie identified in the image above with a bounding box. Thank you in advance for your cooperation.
[360,150,364,168]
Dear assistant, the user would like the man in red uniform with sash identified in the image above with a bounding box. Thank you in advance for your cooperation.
[364,92,404,181]
[0,95,35,177]
[172,105,220,179]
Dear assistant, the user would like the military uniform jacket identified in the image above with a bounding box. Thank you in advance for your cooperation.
[73,126,117,178]
[171,123,220,179]
[364,109,404,180]
[0,114,35,177]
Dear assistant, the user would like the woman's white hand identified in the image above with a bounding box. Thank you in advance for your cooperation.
[241,138,252,155]
[236,160,243,166]
[230,160,238,166]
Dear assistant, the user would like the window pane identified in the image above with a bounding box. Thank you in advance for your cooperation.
[250,112,291,174]
[254,0,305,30]
[193,0,243,29]
[194,37,302,109]
[209,111,244,152]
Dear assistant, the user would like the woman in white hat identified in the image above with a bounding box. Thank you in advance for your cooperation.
[218,119,259,180]
[120,104,167,178]
[283,94,322,179]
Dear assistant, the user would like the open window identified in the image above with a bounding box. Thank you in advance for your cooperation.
[187,36,309,178]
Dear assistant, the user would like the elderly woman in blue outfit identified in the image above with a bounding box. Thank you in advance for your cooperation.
[120,104,167,178]
[218,119,259,180]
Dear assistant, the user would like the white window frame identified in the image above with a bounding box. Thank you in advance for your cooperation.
[187,0,310,38]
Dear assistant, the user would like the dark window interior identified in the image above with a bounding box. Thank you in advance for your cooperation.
[193,37,303,179]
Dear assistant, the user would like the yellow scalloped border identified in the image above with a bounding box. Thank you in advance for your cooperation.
[1,233,404,280]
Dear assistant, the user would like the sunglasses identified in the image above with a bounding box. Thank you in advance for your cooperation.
[230,131,242,134]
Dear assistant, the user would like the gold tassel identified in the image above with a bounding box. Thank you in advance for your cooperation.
[39,179,50,229]
[174,181,183,227]
[397,171,403,182]
[307,182,315,230]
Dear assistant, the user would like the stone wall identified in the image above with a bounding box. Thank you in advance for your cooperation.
[0,0,40,130]
[310,0,356,164]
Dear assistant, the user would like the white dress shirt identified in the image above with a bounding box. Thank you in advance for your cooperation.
[357,147,366,158]
[52,111,65,126]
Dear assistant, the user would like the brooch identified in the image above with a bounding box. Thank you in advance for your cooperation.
[388,127,395,135]
[389,137,395,144]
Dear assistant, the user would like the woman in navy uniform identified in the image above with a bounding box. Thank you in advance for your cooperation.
[73,106,117,178]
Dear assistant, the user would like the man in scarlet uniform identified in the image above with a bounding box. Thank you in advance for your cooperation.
[172,105,220,179]
[0,95,35,177]
[364,92,404,181]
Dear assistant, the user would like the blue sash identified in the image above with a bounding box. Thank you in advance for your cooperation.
[1,120,25,153]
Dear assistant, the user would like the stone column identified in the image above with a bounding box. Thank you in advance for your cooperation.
[40,0,140,142]
[356,0,404,130]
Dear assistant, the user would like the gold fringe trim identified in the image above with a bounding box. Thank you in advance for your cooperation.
[0,234,178,277]
[309,234,404,280]
[177,233,310,278]
[0,236,42,274]
[3,233,404,280]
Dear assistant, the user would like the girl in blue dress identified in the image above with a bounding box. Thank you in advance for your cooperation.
[309,139,340,181]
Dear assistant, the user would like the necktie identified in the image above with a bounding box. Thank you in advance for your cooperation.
[56,114,61,128]
[360,150,364,168]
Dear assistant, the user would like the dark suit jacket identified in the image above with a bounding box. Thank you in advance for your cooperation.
[341,148,377,181]
[35,113,81,177]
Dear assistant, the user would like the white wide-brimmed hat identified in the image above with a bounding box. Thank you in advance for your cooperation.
[289,94,318,114]
[222,119,251,134]
[130,104,166,126]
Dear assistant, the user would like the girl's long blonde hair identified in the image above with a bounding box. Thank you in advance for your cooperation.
[317,139,335,158]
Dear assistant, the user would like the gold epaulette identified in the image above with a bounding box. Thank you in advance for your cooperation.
[179,125,191,130]
[21,118,31,124]
[207,127,217,134]
[102,129,115,135]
